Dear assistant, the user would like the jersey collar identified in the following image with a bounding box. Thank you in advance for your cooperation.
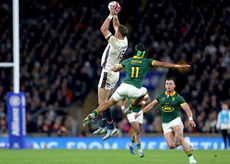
[165,91,176,96]
[133,56,143,59]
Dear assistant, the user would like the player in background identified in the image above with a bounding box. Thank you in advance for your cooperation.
[93,6,128,141]
[135,78,197,164]
[82,44,190,136]
[216,103,230,149]
[121,94,150,157]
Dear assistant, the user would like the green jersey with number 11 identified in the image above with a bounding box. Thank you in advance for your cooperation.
[120,56,155,88]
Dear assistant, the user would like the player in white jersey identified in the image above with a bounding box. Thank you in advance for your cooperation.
[93,7,128,141]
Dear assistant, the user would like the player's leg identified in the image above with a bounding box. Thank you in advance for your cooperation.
[222,129,228,149]
[101,71,120,140]
[136,123,144,157]
[124,96,145,114]
[93,88,112,135]
[102,108,118,141]
[82,97,117,126]
[174,124,196,163]
[131,121,143,155]
[93,112,107,135]
[127,112,144,157]
[227,131,230,149]
[137,115,144,157]
[128,133,135,155]
[162,120,177,149]
[124,87,147,114]
[164,131,177,149]
[103,87,116,132]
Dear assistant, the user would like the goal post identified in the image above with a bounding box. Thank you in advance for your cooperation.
[0,0,26,149]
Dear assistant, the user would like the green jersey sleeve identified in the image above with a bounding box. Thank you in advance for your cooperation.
[147,59,155,66]
[121,59,128,67]
[155,94,161,103]
[177,94,186,105]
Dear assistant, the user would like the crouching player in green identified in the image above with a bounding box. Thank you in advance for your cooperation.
[135,78,197,164]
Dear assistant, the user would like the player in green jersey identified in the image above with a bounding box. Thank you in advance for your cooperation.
[135,78,197,164]
[82,44,190,140]
[121,94,150,157]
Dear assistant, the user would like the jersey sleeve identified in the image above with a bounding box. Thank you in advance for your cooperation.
[178,94,186,105]
[108,36,120,48]
[121,59,128,67]
[155,94,161,103]
[147,59,155,67]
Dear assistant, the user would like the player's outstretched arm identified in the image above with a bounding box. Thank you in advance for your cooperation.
[113,10,120,31]
[152,60,190,69]
[181,103,196,128]
[135,100,158,119]
[101,8,120,39]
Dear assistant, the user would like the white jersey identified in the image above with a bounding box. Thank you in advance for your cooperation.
[101,35,128,69]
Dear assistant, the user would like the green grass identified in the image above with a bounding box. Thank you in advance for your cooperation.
[0,149,229,164]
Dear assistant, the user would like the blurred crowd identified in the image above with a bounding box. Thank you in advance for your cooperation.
[0,0,229,136]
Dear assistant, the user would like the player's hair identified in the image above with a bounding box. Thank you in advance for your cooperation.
[134,44,146,57]
[118,25,128,37]
[166,78,176,83]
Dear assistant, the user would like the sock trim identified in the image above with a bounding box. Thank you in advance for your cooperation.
[93,109,99,116]
[186,151,192,157]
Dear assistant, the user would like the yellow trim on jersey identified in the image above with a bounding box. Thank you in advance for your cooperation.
[120,64,124,68]
[165,91,176,96]
[155,99,158,103]
[133,56,143,59]
[180,102,187,106]
[151,60,155,66]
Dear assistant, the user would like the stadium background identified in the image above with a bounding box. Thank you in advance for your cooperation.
[0,0,229,149]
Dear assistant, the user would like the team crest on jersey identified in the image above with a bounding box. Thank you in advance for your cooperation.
[172,97,175,101]
[162,105,174,112]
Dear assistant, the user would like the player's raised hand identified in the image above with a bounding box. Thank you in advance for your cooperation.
[110,7,121,16]
[110,64,117,71]
[188,120,196,128]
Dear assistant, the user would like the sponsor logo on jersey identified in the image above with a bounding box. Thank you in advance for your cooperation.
[172,97,175,101]
[131,60,142,64]
[162,105,174,112]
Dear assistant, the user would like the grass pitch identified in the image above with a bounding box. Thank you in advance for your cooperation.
[0,149,229,164]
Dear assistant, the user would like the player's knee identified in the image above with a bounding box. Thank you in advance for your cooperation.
[135,130,140,136]
[175,134,183,142]
[168,143,175,149]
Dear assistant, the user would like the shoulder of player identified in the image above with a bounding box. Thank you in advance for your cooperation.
[108,36,122,47]
[174,92,183,98]
[110,35,127,43]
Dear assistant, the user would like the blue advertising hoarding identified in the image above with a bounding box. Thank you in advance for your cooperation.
[7,92,26,149]
[0,137,226,149]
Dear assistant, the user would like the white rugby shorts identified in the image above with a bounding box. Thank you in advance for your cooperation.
[127,112,144,124]
[162,117,184,134]
[98,68,119,90]
[112,83,147,102]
